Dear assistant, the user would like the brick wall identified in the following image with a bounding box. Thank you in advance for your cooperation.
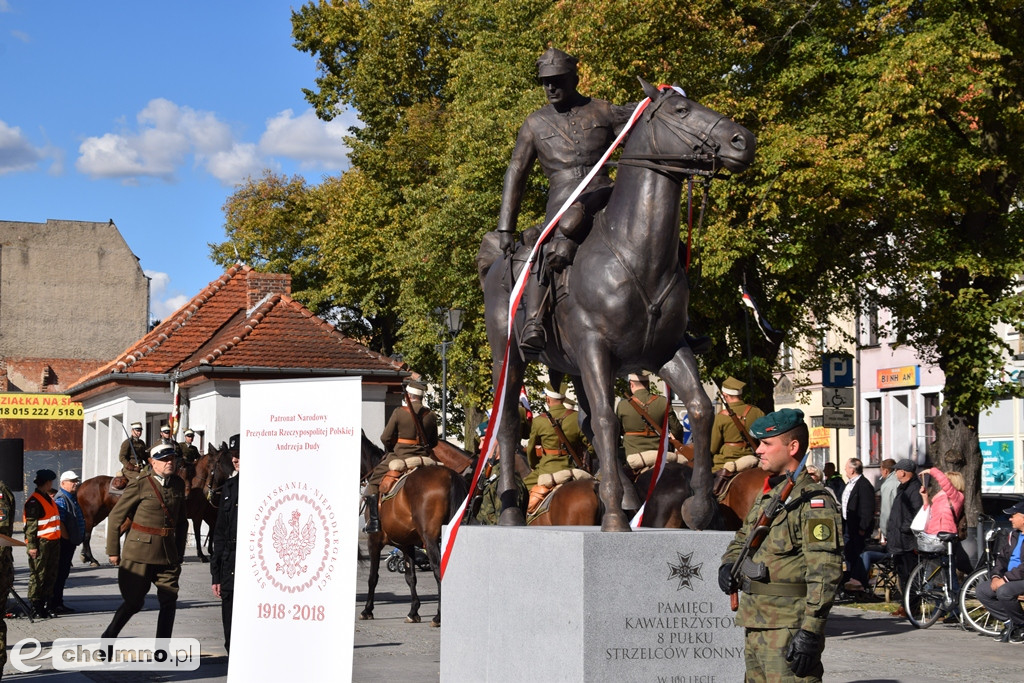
[246,271,292,311]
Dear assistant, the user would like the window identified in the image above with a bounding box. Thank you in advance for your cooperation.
[863,304,879,346]
[779,343,794,371]
[809,415,829,470]
[867,398,882,465]
[922,393,940,447]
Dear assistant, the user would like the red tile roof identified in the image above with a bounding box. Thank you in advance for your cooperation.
[70,264,406,393]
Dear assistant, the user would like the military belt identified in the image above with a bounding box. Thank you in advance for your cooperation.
[396,438,418,445]
[625,430,656,437]
[131,522,173,537]
[743,580,807,597]
[724,441,746,447]
[540,448,564,455]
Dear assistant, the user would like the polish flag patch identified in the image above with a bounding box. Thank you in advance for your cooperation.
[810,498,826,508]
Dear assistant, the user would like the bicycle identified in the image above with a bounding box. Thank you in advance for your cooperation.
[903,530,961,628]
[959,521,1005,636]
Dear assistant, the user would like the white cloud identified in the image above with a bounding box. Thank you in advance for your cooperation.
[144,270,190,321]
[77,99,355,185]
[0,119,45,174]
[259,108,353,170]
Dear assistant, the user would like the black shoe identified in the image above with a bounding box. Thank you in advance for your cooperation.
[53,604,76,614]
[363,495,381,534]
[994,622,1013,642]
[1011,626,1024,644]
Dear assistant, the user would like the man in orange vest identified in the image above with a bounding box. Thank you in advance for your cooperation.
[24,469,61,618]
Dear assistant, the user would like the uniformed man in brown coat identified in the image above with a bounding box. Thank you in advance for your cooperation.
[711,376,764,470]
[615,372,685,461]
[101,443,188,639]
[118,421,147,479]
[497,48,635,352]
[362,381,439,533]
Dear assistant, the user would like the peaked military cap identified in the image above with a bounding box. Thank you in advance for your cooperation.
[406,380,426,397]
[537,48,579,78]
[184,429,195,437]
[33,469,57,485]
[628,372,650,383]
[749,408,804,439]
[543,382,564,399]
[130,421,143,430]
[149,443,176,461]
[722,376,746,396]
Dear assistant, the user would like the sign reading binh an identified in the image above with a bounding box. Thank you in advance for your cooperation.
[876,365,920,390]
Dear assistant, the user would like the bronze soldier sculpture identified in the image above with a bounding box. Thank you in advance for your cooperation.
[497,48,636,353]
[479,50,755,530]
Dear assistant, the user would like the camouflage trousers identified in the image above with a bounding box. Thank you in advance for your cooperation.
[28,537,59,602]
[0,547,12,670]
[744,627,823,683]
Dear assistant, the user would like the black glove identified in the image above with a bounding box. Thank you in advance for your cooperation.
[718,562,737,594]
[784,629,821,678]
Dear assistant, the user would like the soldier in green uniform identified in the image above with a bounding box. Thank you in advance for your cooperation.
[101,443,188,639]
[615,372,685,460]
[179,429,201,464]
[710,376,764,470]
[363,381,439,533]
[523,384,583,488]
[119,421,147,480]
[0,477,15,669]
[475,404,532,524]
[24,469,61,618]
[718,409,843,682]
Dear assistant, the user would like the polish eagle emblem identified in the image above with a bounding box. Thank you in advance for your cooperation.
[272,509,316,577]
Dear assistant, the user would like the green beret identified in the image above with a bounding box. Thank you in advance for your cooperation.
[750,408,805,438]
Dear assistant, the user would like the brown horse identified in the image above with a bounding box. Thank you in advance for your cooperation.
[182,442,236,562]
[633,462,762,529]
[77,475,122,566]
[359,432,470,626]
[527,478,603,526]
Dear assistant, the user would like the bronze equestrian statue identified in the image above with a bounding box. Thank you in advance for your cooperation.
[478,50,755,531]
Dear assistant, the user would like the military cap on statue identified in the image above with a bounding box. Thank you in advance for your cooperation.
[406,380,426,397]
[721,376,746,396]
[749,408,804,439]
[149,443,176,461]
[33,469,57,486]
[536,48,579,78]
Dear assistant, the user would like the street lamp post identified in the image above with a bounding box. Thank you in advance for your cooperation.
[435,307,464,439]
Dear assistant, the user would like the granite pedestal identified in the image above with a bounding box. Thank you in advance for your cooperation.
[441,527,743,683]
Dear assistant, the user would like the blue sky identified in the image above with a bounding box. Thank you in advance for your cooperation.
[0,1,357,320]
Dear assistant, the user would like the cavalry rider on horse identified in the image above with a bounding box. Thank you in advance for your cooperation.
[496,48,635,353]
[710,376,764,495]
[118,421,148,481]
[362,381,439,533]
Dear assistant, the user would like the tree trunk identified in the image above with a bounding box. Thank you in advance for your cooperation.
[933,410,982,526]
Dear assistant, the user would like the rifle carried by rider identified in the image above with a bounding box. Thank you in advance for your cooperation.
[716,386,759,454]
[538,400,588,472]
[627,393,686,456]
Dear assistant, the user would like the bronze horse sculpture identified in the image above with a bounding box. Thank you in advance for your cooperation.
[359,432,470,626]
[480,81,755,531]
[77,442,234,565]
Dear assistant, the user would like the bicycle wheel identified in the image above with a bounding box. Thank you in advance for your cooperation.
[960,567,1002,636]
[386,554,402,572]
[904,557,946,629]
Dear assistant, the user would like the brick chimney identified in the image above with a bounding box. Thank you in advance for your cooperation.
[247,271,292,312]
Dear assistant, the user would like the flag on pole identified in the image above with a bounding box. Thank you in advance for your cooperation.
[740,286,780,342]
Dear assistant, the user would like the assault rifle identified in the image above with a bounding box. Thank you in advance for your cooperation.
[716,388,759,453]
[727,451,809,611]
[538,403,588,472]
[627,394,686,454]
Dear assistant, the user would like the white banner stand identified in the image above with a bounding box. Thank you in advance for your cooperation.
[229,377,361,681]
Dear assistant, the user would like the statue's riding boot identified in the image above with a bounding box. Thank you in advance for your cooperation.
[363,495,381,534]
[520,269,548,354]
[712,468,733,498]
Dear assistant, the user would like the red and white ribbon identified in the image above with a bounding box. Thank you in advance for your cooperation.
[629,387,674,528]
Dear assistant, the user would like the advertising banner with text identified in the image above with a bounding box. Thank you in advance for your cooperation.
[229,377,361,681]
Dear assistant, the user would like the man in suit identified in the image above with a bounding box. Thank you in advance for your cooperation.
[841,457,876,590]
[101,443,188,639]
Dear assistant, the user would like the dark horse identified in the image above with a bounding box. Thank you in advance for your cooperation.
[634,462,763,529]
[359,432,470,626]
[77,442,234,565]
[480,81,755,531]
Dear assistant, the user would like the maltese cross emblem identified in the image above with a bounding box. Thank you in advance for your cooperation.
[667,551,703,591]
